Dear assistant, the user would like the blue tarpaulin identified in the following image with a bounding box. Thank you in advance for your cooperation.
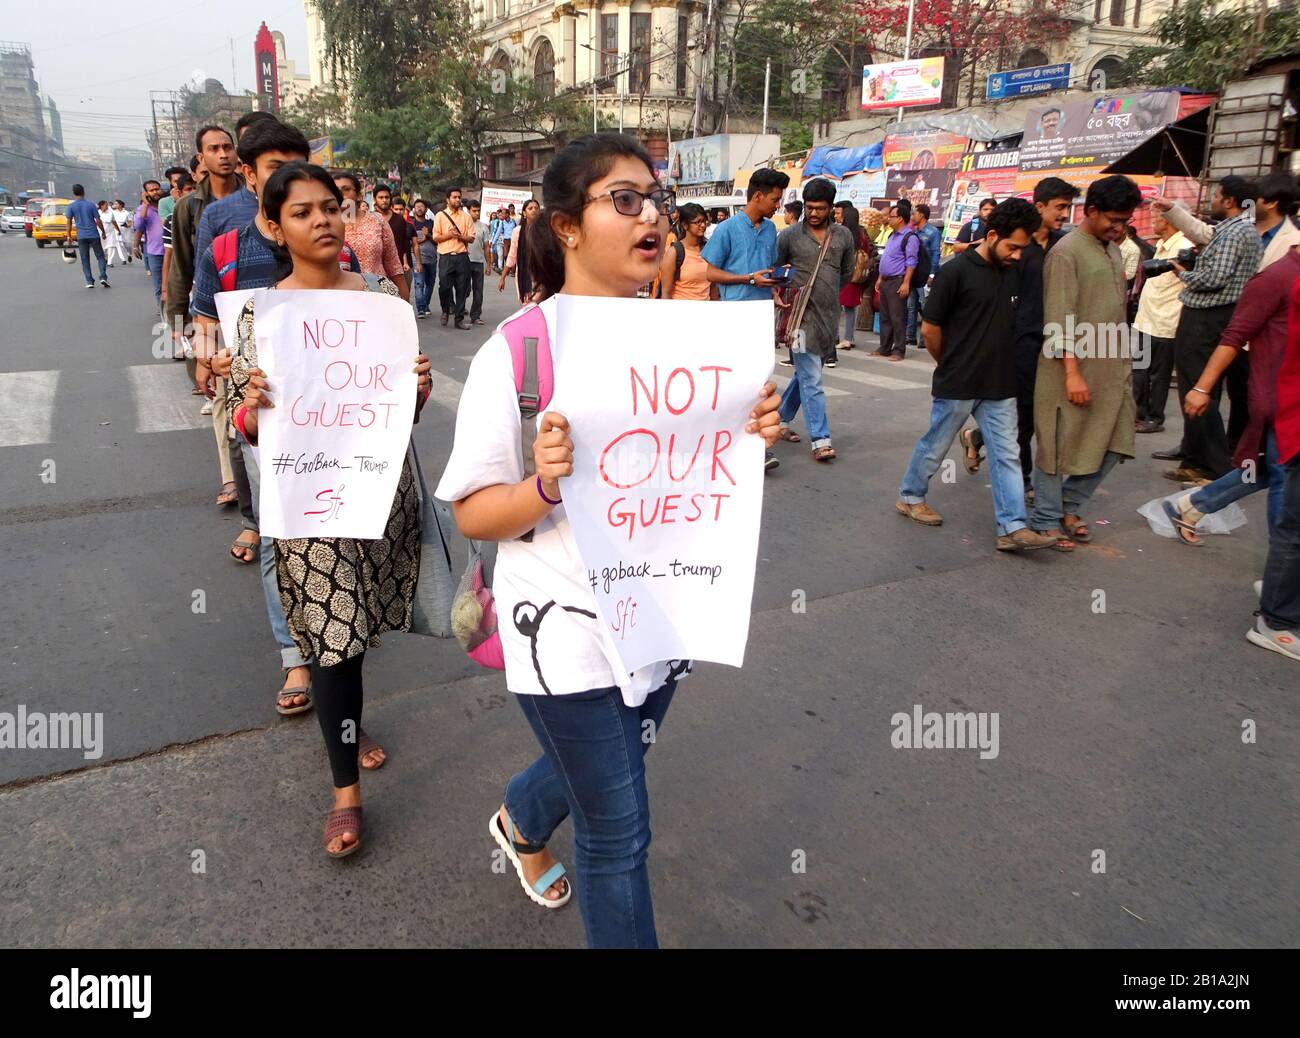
[802,143,883,179]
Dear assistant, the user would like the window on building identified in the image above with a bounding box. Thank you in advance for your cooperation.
[1133,0,1142,26]
[1109,0,1126,25]
[629,13,651,93]
[494,151,516,180]
[676,14,689,96]
[1094,0,1103,21]
[532,147,554,170]
[602,13,619,77]
[1017,48,1048,69]
[495,0,507,19]
[534,37,555,97]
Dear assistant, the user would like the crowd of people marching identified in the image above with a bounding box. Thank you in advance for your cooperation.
[78,111,1299,947]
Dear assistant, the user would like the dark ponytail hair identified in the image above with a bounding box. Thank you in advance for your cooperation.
[262,161,343,271]
[528,131,657,300]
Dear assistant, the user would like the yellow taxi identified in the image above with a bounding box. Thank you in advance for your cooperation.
[32,199,76,247]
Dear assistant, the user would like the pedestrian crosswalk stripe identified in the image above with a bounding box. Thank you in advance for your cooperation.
[428,371,464,411]
[126,364,210,434]
[773,373,850,397]
[0,370,59,447]
[822,365,928,391]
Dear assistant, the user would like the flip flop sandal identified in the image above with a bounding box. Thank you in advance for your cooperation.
[1046,536,1076,552]
[216,486,238,507]
[324,805,363,859]
[488,811,571,910]
[778,428,802,443]
[958,428,982,474]
[1061,517,1092,542]
[812,446,836,462]
[276,684,313,717]
[358,730,387,770]
[1161,499,1202,546]
[230,533,258,564]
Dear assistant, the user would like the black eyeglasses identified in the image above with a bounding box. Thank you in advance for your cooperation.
[586,187,675,217]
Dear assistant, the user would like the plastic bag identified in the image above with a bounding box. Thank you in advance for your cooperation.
[1138,490,1249,538]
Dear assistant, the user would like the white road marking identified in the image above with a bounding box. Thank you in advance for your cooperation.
[822,365,929,391]
[0,370,59,447]
[428,370,464,411]
[126,364,210,433]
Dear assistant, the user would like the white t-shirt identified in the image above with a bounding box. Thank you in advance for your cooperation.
[435,294,692,706]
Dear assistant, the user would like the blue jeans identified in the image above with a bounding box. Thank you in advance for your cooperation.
[777,349,831,449]
[504,681,677,948]
[78,237,107,284]
[1261,455,1300,630]
[841,306,857,345]
[240,433,309,670]
[906,284,926,343]
[900,397,1027,535]
[415,260,435,314]
[1191,429,1285,534]
[1030,451,1124,531]
[144,251,163,309]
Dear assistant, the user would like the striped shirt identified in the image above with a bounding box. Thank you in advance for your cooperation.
[1178,212,1262,309]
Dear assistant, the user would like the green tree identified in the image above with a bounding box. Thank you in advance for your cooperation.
[1119,0,1300,92]
[280,86,350,141]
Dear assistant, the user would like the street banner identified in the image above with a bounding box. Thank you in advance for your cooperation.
[882,129,969,170]
[550,295,773,673]
[887,168,956,213]
[480,185,535,213]
[862,57,945,111]
[251,288,418,540]
[944,154,1020,242]
[835,170,887,208]
[1020,90,1180,173]
[986,63,1071,100]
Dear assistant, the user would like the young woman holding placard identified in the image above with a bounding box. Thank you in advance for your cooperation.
[437,133,782,947]
[230,162,432,860]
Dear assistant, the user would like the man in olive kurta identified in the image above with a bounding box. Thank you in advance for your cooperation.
[1030,175,1143,546]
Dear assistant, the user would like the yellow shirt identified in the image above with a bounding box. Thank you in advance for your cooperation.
[434,207,475,255]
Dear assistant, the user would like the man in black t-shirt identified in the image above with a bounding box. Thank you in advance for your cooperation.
[952,197,996,253]
[896,198,1059,552]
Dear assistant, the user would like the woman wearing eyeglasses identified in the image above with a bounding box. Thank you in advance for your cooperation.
[437,133,782,947]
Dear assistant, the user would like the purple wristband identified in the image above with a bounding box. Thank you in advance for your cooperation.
[536,475,562,506]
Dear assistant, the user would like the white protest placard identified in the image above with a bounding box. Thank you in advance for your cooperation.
[214,288,256,352]
[252,288,418,540]
[550,295,774,673]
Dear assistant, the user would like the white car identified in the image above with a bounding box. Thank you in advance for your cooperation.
[0,207,26,233]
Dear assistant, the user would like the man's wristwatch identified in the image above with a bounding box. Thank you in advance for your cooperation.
[747,275,757,286]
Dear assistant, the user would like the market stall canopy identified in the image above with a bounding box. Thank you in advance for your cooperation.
[1104,93,1216,177]
[887,112,1001,141]
[803,142,884,179]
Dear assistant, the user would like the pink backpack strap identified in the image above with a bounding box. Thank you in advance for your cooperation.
[500,303,553,543]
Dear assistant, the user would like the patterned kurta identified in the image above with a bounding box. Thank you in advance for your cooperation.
[1034,227,1137,476]
[229,276,421,667]
[344,213,405,280]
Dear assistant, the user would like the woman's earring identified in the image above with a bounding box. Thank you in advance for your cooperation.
[568,236,575,246]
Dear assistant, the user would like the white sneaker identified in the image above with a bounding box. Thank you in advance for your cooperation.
[1246,617,1300,661]
[200,400,213,416]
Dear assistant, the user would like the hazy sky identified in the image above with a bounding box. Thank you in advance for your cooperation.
[0,0,310,156]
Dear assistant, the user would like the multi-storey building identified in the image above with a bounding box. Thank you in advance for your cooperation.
[0,41,51,195]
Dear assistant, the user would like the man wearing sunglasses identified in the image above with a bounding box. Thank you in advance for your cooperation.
[702,166,791,471]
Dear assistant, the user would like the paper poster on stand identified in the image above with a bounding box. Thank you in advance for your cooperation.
[252,288,418,540]
[550,295,774,674]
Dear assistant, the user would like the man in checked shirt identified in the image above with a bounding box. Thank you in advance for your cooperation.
[1152,177,1263,481]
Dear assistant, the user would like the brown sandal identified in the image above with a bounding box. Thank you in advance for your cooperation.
[812,446,836,462]
[324,805,363,859]
[778,428,802,443]
[230,532,258,564]
[276,684,312,717]
[1061,515,1092,542]
[358,730,387,770]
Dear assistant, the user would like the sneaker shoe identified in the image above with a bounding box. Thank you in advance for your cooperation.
[200,400,213,416]
[764,450,780,472]
[100,278,110,288]
[895,499,943,526]
[1151,447,1184,461]
[996,528,1058,552]
[416,310,428,319]
[1246,616,1300,661]
[825,358,837,368]
[84,282,95,289]
[779,356,794,366]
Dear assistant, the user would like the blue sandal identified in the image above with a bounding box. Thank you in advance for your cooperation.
[489,810,571,910]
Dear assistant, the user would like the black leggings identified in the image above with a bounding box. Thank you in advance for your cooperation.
[310,651,365,788]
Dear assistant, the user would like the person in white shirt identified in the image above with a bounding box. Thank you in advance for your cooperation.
[1132,212,1191,432]
[437,132,781,948]
[108,200,132,264]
